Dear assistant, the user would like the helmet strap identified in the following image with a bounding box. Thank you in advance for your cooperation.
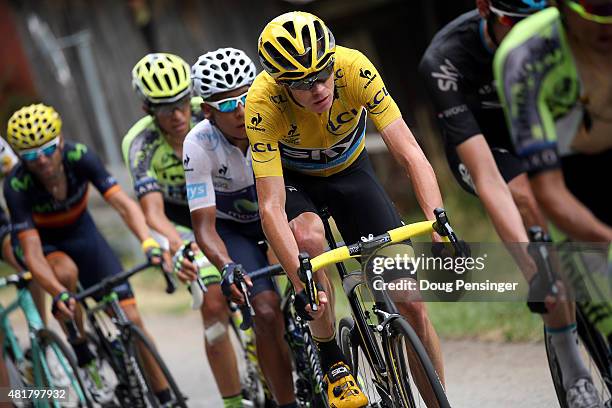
[486,14,501,47]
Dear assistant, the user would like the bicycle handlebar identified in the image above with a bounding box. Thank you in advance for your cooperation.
[74,262,172,302]
[231,264,284,331]
[0,272,32,289]
[299,208,463,310]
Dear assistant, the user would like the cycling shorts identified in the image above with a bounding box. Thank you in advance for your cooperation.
[216,218,276,298]
[445,144,526,196]
[12,212,133,301]
[284,150,409,282]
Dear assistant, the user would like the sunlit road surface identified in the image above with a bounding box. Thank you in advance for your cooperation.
[144,312,558,408]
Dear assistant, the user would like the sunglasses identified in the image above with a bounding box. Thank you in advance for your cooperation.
[566,0,612,24]
[150,96,191,117]
[281,59,335,91]
[489,6,529,26]
[205,92,248,113]
[18,138,60,161]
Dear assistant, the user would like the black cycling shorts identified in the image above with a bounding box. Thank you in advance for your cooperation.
[12,212,134,301]
[284,150,411,282]
[216,218,276,298]
[445,144,526,196]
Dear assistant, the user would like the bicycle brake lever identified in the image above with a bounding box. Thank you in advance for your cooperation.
[298,253,319,312]
[234,269,255,330]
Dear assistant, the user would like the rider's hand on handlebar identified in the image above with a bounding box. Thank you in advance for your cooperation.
[221,263,252,305]
[294,284,327,321]
[172,242,200,283]
[141,237,163,266]
[51,291,76,320]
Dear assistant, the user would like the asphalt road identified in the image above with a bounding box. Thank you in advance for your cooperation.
[142,312,559,408]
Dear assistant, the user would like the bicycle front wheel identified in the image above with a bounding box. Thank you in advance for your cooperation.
[36,328,92,407]
[384,318,450,408]
[128,324,187,408]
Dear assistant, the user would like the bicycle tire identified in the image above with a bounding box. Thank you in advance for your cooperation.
[36,328,93,408]
[129,323,188,408]
[385,318,450,408]
[545,306,612,408]
[284,306,327,408]
[338,316,394,408]
[229,316,272,408]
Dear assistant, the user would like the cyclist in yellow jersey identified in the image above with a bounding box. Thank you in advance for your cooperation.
[246,11,446,408]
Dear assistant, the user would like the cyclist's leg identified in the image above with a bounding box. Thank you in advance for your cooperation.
[168,225,242,404]
[66,215,171,398]
[322,152,446,384]
[284,178,339,365]
[284,168,368,407]
[217,219,295,405]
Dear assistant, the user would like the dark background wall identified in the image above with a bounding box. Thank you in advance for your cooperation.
[1,0,474,162]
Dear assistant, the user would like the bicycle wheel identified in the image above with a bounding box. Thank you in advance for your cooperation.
[36,328,92,407]
[284,306,327,408]
[338,316,393,407]
[384,318,450,408]
[229,316,273,408]
[545,307,612,408]
[129,323,187,408]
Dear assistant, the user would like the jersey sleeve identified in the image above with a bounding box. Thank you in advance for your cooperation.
[3,175,35,235]
[122,118,162,198]
[183,137,215,212]
[245,84,285,178]
[71,143,120,198]
[419,52,482,146]
[493,12,565,173]
[346,50,402,131]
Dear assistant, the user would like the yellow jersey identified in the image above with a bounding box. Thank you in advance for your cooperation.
[245,46,402,178]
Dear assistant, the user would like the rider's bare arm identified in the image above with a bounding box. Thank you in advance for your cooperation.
[379,118,443,221]
[105,188,152,243]
[191,206,232,270]
[457,135,532,242]
[139,192,184,253]
[531,170,612,242]
[256,176,302,288]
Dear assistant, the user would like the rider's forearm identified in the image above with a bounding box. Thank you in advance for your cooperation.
[112,195,151,243]
[536,186,612,242]
[194,224,232,271]
[141,209,183,253]
[402,149,443,220]
[474,175,529,243]
[260,204,302,288]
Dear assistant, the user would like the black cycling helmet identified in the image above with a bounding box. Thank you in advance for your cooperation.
[490,0,548,16]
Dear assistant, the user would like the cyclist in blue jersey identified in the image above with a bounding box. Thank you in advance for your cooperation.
[3,104,174,405]
[183,48,296,408]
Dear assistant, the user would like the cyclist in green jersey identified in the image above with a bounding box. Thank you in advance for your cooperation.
[495,1,612,240]
[124,53,245,408]
[495,2,612,406]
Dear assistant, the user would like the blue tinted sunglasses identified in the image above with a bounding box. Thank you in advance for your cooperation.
[18,138,60,161]
[205,92,248,113]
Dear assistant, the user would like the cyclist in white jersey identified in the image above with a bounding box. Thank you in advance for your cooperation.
[183,48,296,408]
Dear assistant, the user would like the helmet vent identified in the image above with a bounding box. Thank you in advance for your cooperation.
[263,41,297,71]
[300,26,313,67]
[152,74,163,91]
[313,20,325,60]
[258,50,279,73]
[282,21,296,38]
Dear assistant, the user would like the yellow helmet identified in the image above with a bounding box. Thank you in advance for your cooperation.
[258,11,335,81]
[132,53,192,105]
[6,104,62,150]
